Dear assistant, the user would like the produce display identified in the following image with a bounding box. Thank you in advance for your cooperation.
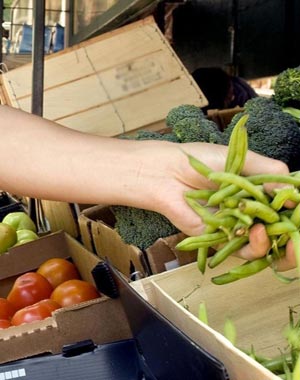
[0,211,39,253]
[111,67,300,251]
[0,258,100,329]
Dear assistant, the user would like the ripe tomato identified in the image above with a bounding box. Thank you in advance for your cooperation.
[0,319,11,329]
[0,298,16,320]
[50,279,100,307]
[11,299,61,326]
[37,258,80,289]
[7,272,53,311]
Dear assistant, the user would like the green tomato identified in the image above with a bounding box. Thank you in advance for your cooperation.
[2,212,37,232]
[14,238,37,247]
[16,229,39,242]
[0,222,18,253]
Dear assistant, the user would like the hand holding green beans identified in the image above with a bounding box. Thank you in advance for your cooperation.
[176,114,300,284]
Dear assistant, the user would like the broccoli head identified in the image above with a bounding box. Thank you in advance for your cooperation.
[165,104,205,128]
[173,117,224,144]
[223,97,300,171]
[110,206,179,250]
[273,66,300,108]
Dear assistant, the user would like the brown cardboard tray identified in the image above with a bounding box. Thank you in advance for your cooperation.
[0,231,131,364]
[78,205,197,278]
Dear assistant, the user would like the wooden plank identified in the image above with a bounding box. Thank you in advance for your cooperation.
[1,16,208,137]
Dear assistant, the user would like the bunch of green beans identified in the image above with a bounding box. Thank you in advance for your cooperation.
[176,114,300,285]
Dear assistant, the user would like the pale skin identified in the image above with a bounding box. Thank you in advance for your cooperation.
[0,105,296,270]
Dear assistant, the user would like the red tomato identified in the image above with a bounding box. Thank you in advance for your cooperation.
[0,319,11,329]
[0,298,16,320]
[11,299,61,326]
[50,279,100,307]
[37,258,80,289]
[7,272,53,311]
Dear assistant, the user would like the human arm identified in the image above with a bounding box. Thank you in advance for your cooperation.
[0,105,293,269]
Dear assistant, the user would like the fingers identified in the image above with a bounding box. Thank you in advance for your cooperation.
[236,224,271,261]
[274,239,297,271]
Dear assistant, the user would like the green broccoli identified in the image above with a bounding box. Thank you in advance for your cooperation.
[110,206,179,250]
[273,66,300,108]
[222,97,300,171]
[165,104,205,128]
[173,117,224,144]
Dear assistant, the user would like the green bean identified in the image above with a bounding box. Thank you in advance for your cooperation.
[176,231,228,251]
[184,197,237,228]
[197,225,216,274]
[248,174,300,187]
[266,216,298,236]
[290,203,300,226]
[271,187,300,210]
[211,272,241,285]
[238,199,280,223]
[228,256,271,278]
[261,355,292,373]
[207,184,241,207]
[224,114,249,175]
[215,208,253,226]
[184,189,216,200]
[208,236,249,268]
[197,247,208,274]
[198,302,209,325]
[222,197,240,209]
[289,230,300,275]
[209,172,270,205]
[186,153,213,178]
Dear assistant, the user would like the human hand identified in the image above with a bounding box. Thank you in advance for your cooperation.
[139,140,295,270]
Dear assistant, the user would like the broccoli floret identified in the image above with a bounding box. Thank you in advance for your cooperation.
[165,104,205,128]
[173,117,224,144]
[110,206,179,250]
[223,97,300,171]
[273,66,300,108]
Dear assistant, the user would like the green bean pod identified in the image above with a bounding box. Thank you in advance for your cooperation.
[270,187,300,210]
[197,247,209,274]
[289,230,300,275]
[238,199,280,223]
[215,208,253,226]
[184,189,216,200]
[211,272,241,285]
[176,231,228,251]
[186,153,213,178]
[208,235,249,268]
[228,256,271,278]
[185,197,237,229]
[266,217,298,236]
[207,184,241,207]
[248,174,300,187]
[208,171,270,205]
[224,114,249,175]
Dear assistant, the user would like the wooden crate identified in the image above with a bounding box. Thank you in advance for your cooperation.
[0,16,207,137]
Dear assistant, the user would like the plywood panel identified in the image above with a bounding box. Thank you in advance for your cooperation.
[0,16,207,137]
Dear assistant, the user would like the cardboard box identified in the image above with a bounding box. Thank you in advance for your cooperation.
[131,256,300,380]
[0,16,207,137]
[0,231,132,364]
[207,107,244,131]
[78,205,197,278]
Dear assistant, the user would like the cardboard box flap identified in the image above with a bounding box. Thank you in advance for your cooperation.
[132,257,300,380]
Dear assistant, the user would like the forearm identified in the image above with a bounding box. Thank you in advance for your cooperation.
[0,105,174,209]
